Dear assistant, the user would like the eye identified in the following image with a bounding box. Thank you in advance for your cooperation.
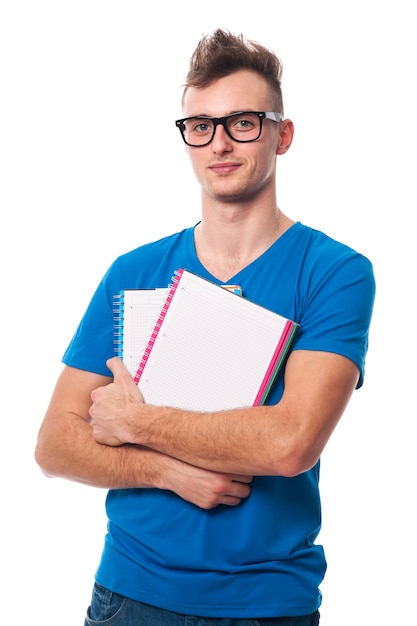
[236,118,254,129]
[229,113,259,133]
[190,119,214,134]
[195,123,210,132]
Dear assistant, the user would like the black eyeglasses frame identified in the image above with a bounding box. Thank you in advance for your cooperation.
[175,111,283,147]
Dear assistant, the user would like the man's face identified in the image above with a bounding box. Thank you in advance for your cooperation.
[182,70,283,204]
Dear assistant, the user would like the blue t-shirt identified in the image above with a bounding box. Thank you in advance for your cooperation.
[63,222,375,618]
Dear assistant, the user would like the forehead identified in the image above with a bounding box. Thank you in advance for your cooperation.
[183,70,273,117]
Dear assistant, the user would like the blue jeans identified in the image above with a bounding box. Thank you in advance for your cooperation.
[84,583,320,626]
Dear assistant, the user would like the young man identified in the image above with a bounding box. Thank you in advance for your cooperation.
[35,29,375,625]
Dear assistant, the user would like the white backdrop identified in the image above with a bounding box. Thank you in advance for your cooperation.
[1,1,415,624]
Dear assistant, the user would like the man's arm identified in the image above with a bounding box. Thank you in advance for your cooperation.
[90,350,360,477]
[34,365,252,509]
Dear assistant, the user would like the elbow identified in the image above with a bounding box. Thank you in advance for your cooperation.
[34,441,59,479]
[37,466,55,479]
[34,447,50,477]
[278,456,319,478]
[269,442,321,478]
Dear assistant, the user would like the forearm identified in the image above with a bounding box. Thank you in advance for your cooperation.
[35,411,253,509]
[34,366,253,507]
[35,413,171,490]
[89,351,360,478]
[89,360,284,475]
[129,403,288,476]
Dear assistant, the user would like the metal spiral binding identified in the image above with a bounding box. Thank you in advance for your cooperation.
[113,292,124,358]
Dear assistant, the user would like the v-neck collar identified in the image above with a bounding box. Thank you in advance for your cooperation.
[187,221,301,285]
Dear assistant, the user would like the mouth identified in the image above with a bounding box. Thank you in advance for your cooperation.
[208,162,241,175]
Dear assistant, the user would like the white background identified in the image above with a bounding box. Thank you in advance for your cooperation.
[1,1,415,624]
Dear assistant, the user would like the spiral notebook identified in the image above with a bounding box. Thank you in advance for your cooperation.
[115,269,298,412]
[114,287,169,377]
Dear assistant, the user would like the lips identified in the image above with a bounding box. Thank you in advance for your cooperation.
[209,162,241,174]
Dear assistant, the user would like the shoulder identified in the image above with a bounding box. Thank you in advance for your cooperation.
[291,221,370,257]
[116,227,194,265]
[288,222,374,281]
[102,226,196,287]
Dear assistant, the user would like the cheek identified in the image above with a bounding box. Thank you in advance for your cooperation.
[252,152,277,183]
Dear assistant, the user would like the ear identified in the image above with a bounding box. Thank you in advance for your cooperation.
[276,118,294,155]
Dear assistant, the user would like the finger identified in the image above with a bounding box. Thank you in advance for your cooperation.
[106,356,124,377]
[221,494,248,507]
[106,356,130,379]
[230,474,253,484]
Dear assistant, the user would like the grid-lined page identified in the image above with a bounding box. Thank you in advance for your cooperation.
[120,289,168,376]
[137,270,297,412]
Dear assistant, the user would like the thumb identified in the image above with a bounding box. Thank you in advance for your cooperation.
[106,356,130,379]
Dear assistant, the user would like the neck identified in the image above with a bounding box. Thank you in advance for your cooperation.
[194,202,294,282]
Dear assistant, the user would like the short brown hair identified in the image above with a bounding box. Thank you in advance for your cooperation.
[183,29,284,114]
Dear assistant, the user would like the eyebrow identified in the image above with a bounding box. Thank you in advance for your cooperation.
[185,110,258,118]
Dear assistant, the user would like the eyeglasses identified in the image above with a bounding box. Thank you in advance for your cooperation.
[175,111,283,147]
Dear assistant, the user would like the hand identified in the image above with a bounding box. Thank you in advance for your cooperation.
[89,356,143,446]
[162,456,253,509]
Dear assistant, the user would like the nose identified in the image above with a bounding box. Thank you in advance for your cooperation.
[211,122,233,152]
